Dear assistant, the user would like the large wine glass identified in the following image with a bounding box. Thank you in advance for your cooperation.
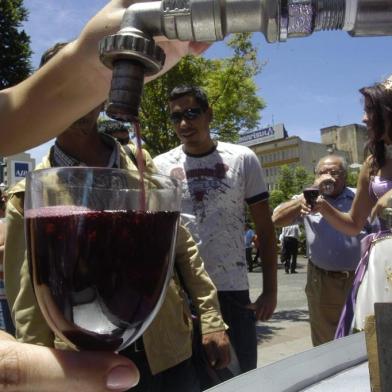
[25,167,181,351]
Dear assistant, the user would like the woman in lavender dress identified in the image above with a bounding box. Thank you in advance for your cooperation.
[306,75,392,337]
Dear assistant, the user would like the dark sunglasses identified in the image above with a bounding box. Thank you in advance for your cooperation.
[170,107,203,124]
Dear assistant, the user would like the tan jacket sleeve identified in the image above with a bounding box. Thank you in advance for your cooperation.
[174,225,226,335]
[4,193,55,346]
[122,143,157,174]
[142,148,156,173]
[143,224,226,375]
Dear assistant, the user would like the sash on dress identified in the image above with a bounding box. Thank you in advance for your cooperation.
[335,231,391,339]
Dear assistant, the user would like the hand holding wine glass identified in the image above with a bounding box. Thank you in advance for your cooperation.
[0,330,139,391]
[25,167,181,352]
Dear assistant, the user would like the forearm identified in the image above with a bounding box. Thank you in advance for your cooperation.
[319,201,365,236]
[259,227,277,296]
[272,198,302,227]
[0,0,209,156]
[0,42,110,155]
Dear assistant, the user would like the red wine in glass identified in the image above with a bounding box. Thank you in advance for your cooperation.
[25,167,181,352]
[303,187,319,208]
[26,206,179,351]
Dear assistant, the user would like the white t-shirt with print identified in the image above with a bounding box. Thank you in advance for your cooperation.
[154,141,268,291]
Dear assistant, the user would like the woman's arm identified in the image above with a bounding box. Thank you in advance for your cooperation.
[315,160,376,235]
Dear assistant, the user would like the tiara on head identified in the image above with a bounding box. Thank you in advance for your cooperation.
[381,75,392,91]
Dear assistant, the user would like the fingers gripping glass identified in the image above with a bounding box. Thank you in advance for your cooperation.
[170,107,203,124]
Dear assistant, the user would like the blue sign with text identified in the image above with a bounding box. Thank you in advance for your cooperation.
[14,162,29,178]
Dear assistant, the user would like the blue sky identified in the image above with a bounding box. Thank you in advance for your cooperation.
[23,0,392,162]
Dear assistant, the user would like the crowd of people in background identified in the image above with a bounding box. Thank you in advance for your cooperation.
[1,1,392,389]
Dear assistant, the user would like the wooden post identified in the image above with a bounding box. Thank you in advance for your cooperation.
[375,303,392,392]
[365,315,380,392]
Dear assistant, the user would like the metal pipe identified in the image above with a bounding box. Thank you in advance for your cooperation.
[99,0,392,121]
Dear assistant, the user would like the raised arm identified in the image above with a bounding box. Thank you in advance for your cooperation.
[0,0,208,156]
[272,196,303,228]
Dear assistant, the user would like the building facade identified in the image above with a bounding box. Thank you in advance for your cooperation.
[239,124,351,191]
[320,124,368,164]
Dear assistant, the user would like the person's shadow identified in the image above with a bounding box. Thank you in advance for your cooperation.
[256,309,309,343]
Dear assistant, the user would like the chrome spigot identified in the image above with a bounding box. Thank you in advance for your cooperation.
[99,27,165,122]
[99,0,392,122]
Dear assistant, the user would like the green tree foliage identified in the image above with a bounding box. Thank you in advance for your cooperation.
[139,33,265,156]
[346,170,359,188]
[269,165,314,211]
[294,166,314,194]
[0,0,32,88]
[276,165,295,199]
[269,189,286,212]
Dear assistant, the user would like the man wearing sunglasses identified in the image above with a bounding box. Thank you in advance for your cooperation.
[154,85,277,374]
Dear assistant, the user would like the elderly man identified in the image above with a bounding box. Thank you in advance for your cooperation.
[272,154,373,346]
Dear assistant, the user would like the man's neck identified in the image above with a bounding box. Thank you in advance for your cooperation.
[183,139,216,156]
[57,132,112,167]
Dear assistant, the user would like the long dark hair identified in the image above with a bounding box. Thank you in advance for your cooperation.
[361,80,392,174]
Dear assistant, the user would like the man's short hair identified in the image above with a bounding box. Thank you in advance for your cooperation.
[169,85,209,111]
[39,42,68,68]
[315,154,348,174]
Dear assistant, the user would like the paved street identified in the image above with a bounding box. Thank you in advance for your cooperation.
[248,255,313,366]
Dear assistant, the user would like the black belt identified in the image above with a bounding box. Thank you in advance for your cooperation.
[309,260,354,280]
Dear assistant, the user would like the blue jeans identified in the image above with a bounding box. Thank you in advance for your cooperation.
[217,290,257,373]
[0,299,15,336]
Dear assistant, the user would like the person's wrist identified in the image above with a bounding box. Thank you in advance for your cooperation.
[263,289,277,296]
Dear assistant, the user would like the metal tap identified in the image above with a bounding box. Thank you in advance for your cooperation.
[99,0,392,122]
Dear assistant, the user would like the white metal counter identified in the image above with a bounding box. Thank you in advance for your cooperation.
[208,332,369,392]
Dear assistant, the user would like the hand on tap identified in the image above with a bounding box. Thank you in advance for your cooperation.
[78,1,209,83]
[147,38,210,82]
[0,0,209,156]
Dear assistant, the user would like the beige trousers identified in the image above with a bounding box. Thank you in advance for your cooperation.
[305,261,354,346]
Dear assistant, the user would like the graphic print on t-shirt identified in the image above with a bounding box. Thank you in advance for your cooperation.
[170,162,229,222]
[153,142,269,291]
